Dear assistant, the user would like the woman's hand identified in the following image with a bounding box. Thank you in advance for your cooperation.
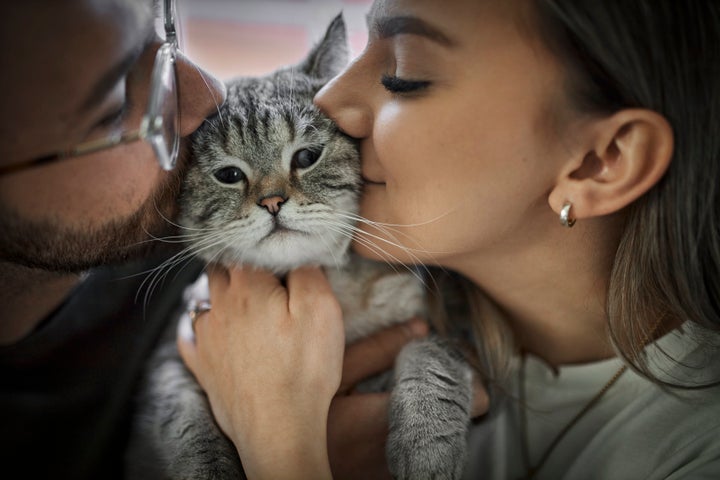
[178,265,345,480]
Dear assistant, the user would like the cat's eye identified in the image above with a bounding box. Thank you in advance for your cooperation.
[213,166,245,184]
[291,148,322,169]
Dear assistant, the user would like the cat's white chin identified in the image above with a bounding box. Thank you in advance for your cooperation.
[218,230,351,273]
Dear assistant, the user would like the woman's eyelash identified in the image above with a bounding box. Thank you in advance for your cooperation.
[381,74,431,94]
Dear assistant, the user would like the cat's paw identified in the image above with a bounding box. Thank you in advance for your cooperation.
[385,339,473,480]
[386,418,468,480]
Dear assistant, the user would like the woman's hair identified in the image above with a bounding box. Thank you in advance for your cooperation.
[436,1,720,391]
[531,0,720,386]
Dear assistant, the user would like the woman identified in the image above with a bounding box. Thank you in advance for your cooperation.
[181,0,720,478]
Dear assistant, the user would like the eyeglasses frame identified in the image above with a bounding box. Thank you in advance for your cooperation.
[0,0,180,176]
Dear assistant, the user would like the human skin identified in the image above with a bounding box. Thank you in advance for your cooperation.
[0,0,227,340]
[314,0,673,367]
[2,0,671,476]
[0,1,448,478]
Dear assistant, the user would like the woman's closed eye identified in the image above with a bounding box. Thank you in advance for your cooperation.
[381,74,431,95]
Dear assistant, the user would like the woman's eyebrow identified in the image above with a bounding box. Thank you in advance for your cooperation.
[369,15,455,47]
[78,26,155,114]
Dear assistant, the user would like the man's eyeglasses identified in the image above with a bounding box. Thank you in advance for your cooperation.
[0,0,180,176]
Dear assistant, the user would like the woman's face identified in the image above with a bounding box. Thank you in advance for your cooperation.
[315,0,572,272]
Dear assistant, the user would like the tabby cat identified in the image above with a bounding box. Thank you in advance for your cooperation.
[126,15,474,480]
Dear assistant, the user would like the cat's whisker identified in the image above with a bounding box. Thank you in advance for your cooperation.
[135,228,238,307]
[349,218,448,280]
[126,239,202,287]
[337,207,457,229]
[152,204,231,233]
[127,205,231,251]
[322,222,396,265]
[311,229,345,270]
[341,216,454,285]
[334,210,454,256]
[331,220,421,259]
[136,227,227,246]
[128,237,207,284]
[201,221,277,267]
[349,224,443,290]
[330,218,443,291]
[146,230,241,299]
[138,248,203,307]
[324,222,429,288]
[334,213,435,254]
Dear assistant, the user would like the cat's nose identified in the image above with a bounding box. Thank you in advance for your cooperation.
[258,195,286,216]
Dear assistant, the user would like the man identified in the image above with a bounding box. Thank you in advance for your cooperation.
[0,1,426,478]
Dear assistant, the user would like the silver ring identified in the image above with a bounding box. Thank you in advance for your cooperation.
[188,299,212,333]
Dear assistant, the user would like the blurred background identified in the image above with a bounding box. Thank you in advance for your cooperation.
[178,0,374,80]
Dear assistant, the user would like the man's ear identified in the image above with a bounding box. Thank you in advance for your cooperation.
[548,109,674,221]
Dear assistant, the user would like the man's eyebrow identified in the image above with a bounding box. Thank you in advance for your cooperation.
[370,15,454,47]
[79,28,155,113]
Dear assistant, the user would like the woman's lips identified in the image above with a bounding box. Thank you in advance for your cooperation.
[361,175,385,185]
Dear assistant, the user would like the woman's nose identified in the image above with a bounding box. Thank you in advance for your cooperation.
[175,51,227,137]
[314,59,372,140]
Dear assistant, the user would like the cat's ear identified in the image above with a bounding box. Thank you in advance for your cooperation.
[298,14,349,81]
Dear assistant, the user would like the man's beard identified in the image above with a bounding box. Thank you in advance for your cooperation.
[0,163,186,274]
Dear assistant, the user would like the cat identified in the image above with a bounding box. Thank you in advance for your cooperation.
[125,15,474,480]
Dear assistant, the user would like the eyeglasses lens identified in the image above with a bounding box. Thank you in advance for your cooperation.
[144,44,179,171]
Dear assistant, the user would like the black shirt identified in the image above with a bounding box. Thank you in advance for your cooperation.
[0,252,202,480]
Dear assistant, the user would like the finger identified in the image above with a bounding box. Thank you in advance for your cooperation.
[339,318,429,393]
[286,266,342,319]
[205,263,230,288]
[227,265,282,290]
[176,317,200,380]
[206,264,281,301]
[286,266,335,298]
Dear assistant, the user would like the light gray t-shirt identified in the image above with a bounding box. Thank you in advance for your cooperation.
[463,324,720,479]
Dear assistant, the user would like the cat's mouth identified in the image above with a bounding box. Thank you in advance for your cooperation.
[262,223,306,241]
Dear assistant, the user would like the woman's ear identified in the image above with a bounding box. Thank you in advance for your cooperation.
[548,109,674,221]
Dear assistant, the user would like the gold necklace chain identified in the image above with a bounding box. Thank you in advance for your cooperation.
[517,354,628,480]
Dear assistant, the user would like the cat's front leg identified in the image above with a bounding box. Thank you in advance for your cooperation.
[386,336,474,480]
[126,321,244,480]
